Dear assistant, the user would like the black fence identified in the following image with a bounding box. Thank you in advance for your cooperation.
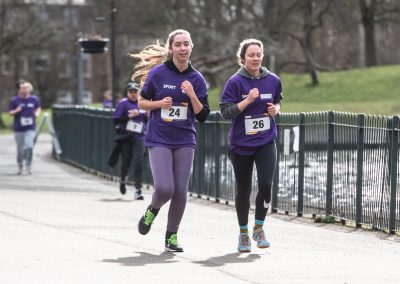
[52,105,399,234]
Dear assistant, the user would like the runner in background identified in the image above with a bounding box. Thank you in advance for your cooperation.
[110,82,147,200]
[8,80,41,175]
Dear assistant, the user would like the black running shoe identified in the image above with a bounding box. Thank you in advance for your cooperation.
[165,234,184,252]
[134,189,144,200]
[138,206,156,235]
[119,179,126,195]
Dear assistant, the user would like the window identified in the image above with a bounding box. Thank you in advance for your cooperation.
[34,53,51,71]
[58,52,71,78]
[1,55,13,76]
[19,57,29,76]
[82,54,92,78]
[56,90,74,104]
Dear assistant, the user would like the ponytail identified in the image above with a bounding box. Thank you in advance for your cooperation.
[130,41,170,86]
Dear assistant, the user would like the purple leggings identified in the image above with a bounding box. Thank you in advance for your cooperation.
[148,147,194,232]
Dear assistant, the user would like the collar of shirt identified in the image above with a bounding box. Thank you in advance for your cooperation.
[164,60,194,74]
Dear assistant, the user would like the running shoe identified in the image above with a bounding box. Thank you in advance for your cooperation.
[138,206,156,235]
[134,189,144,200]
[119,179,126,195]
[237,233,251,253]
[165,233,184,252]
[252,227,270,248]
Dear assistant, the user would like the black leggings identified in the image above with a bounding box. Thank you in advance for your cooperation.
[230,142,277,226]
[120,139,144,189]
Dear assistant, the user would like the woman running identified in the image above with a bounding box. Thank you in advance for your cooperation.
[131,29,209,252]
[220,39,283,253]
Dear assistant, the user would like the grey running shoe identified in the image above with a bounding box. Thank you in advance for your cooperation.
[252,227,270,248]
[237,233,251,253]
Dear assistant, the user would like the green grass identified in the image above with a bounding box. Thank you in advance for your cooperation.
[0,109,52,135]
[207,64,400,115]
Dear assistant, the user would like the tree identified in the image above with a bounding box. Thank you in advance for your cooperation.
[359,0,400,66]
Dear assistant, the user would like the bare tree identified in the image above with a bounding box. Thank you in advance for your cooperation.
[359,0,400,66]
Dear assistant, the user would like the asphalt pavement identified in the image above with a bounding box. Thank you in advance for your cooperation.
[1,133,400,284]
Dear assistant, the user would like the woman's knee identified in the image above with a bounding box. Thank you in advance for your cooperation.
[154,184,174,201]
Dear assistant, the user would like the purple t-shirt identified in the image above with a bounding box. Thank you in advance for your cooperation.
[103,99,112,108]
[220,71,282,155]
[8,95,41,132]
[140,63,208,148]
[112,98,146,141]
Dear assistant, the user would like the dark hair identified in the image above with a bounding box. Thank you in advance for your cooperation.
[16,79,26,89]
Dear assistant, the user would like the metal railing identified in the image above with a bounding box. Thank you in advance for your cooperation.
[52,105,399,234]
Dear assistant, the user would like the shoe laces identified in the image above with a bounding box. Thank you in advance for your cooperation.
[239,233,250,247]
[143,209,155,225]
[253,228,266,241]
[167,234,179,246]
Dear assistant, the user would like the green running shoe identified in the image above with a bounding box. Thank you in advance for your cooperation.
[138,206,156,235]
[165,234,184,252]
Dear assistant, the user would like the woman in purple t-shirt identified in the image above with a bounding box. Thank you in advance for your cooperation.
[130,29,209,252]
[110,82,147,200]
[220,39,283,253]
[8,81,41,175]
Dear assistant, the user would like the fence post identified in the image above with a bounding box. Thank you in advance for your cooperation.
[389,115,399,234]
[356,114,365,228]
[297,113,305,217]
[326,111,334,215]
[272,114,280,213]
[214,112,221,203]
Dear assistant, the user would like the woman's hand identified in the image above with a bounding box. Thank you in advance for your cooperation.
[128,109,139,118]
[267,103,280,116]
[238,88,259,111]
[159,97,173,108]
[246,88,259,104]
[181,80,195,99]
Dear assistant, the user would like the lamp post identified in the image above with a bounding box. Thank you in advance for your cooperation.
[110,0,117,107]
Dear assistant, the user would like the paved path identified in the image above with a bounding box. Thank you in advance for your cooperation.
[1,133,400,284]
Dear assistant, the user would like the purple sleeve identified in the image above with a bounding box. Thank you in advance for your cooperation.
[273,79,283,104]
[220,76,240,104]
[112,100,128,123]
[8,98,18,112]
[34,96,41,108]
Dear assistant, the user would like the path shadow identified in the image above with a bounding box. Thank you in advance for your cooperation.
[193,252,262,267]
[99,198,133,203]
[102,252,178,266]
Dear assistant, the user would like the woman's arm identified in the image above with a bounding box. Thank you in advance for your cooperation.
[138,96,173,111]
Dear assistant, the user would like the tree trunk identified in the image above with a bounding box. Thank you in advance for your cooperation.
[359,0,377,66]
[304,0,319,86]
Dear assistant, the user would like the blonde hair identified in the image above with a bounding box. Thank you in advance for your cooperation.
[236,38,264,66]
[130,29,193,86]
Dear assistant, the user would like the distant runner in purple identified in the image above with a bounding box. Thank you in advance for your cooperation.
[131,29,210,252]
[220,39,283,253]
[109,82,147,200]
[8,80,42,175]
